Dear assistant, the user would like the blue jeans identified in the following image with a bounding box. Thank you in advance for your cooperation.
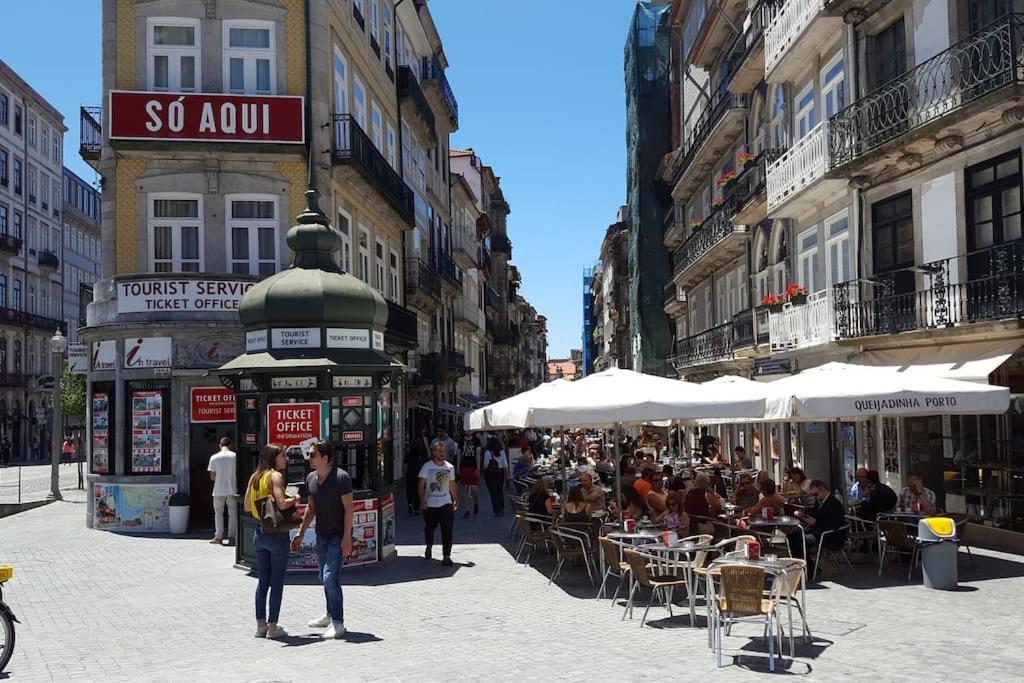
[316,537,344,624]
[254,530,290,623]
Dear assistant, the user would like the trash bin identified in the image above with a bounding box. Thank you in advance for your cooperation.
[917,517,958,590]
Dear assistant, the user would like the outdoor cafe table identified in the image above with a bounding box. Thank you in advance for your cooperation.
[747,516,806,556]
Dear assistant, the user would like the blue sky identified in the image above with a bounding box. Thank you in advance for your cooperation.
[2,1,636,358]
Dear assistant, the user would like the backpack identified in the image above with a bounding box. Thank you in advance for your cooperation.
[485,452,501,473]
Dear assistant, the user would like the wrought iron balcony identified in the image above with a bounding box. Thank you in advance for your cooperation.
[485,284,499,311]
[670,88,748,200]
[764,0,841,82]
[829,14,1024,170]
[0,233,23,256]
[681,0,750,70]
[436,250,463,288]
[403,257,441,308]
[663,205,686,249]
[767,121,844,216]
[331,114,414,225]
[398,65,437,144]
[726,148,785,225]
[769,289,836,351]
[672,310,758,369]
[38,250,59,269]
[833,240,1024,340]
[384,299,418,349]
[0,373,29,389]
[80,106,102,166]
[446,349,471,376]
[671,205,747,289]
[663,281,687,316]
[490,232,511,255]
[421,55,459,128]
[724,0,782,94]
[0,306,65,333]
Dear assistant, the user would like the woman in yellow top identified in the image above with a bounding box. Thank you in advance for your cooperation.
[243,443,297,639]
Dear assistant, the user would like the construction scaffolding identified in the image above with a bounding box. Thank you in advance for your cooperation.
[625,1,673,376]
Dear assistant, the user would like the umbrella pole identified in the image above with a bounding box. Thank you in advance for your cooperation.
[615,422,623,525]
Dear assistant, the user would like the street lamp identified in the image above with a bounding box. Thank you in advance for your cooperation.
[428,331,441,437]
[47,328,66,502]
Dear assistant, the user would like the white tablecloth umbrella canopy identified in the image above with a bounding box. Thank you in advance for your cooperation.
[762,361,1010,421]
[687,376,770,425]
[464,378,574,431]
[484,367,765,429]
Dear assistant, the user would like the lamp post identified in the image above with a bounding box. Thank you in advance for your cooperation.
[47,329,66,501]
[429,332,441,437]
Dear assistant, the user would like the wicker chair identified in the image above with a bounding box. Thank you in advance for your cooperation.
[596,537,631,604]
[877,519,919,580]
[707,564,785,671]
[622,549,689,627]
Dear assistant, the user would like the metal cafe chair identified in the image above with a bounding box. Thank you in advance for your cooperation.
[876,519,919,580]
[549,526,598,587]
[514,513,553,565]
[596,537,631,605]
[813,523,853,582]
[622,548,690,627]
[706,564,787,672]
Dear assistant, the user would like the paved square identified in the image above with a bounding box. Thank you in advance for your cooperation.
[2,489,1023,681]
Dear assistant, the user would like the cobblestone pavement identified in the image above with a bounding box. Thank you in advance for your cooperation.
[0,463,83,504]
[2,488,1024,682]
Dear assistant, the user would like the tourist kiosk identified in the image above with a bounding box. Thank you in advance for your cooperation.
[219,191,402,570]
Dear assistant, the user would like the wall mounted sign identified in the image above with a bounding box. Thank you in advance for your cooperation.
[270,376,317,390]
[333,375,373,389]
[117,278,256,314]
[69,343,89,373]
[343,430,364,442]
[124,337,173,369]
[239,378,258,393]
[267,402,322,448]
[186,335,244,368]
[342,396,363,408]
[272,328,321,349]
[372,330,385,351]
[326,328,370,349]
[91,392,110,474]
[130,390,164,473]
[246,329,268,352]
[190,387,236,423]
[108,91,305,144]
[92,340,117,371]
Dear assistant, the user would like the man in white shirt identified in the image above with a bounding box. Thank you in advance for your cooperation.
[208,436,237,545]
[419,441,459,566]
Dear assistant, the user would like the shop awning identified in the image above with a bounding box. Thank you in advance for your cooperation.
[861,340,1021,383]
[459,392,490,407]
[440,402,470,415]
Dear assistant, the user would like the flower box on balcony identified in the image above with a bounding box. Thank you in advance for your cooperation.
[688,219,704,233]
[737,152,757,169]
[763,293,784,313]
[789,293,807,305]
[785,283,808,305]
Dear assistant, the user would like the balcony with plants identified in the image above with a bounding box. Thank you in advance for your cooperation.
[768,285,836,352]
[828,14,1024,182]
[670,201,748,291]
[726,148,786,225]
[332,114,415,226]
[764,0,843,83]
[832,240,1024,340]
[669,84,748,203]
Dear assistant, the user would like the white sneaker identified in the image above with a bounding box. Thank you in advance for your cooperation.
[265,624,288,639]
[255,624,268,638]
[308,614,332,628]
[322,622,346,640]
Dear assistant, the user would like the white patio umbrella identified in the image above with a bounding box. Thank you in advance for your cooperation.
[464,378,574,431]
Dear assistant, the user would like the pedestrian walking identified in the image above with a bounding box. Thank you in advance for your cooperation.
[61,438,75,464]
[244,443,297,639]
[419,441,458,566]
[458,432,480,519]
[292,441,353,640]
[208,436,238,546]
[482,436,508,516]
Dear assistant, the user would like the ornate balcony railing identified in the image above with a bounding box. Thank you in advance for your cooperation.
[447,349,470,374]
[673,321,735,368]
[0,373,29,389]
[403,257,441,303]
[332,114,414,225]
[833,240,1024,339]
[80,106,102,159]
[769,289,835,351]
[490,233,511,255]
[765,0,826,75]
[671,205,743,277]
[421,55,459,128]
[829,14,1024,168]
[485,284,499,310]
[725,148,786,212]
[664,281,686,308]
[767,120,830,211]
[671,88,748,187]
[725,0,782,72]
[398,65,437,141]
[38,250,59,269]
[0,306,66,333]
[0,233,23,256]
[384,299,418,348]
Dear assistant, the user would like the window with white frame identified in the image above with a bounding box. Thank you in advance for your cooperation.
[370,0,380,45]
[27,165,36,202]
[821,54,845,119]
[353,76,367,129]
[52,135,59,165]
[40,127,48,162]
[227,195,278,276]
[371,103,383,150]
[795,81,816,140]
[149,194,202,272]
[382,4,394,71]
[337,208,352,272]
[27,116,35,148]
[386,123,396,168]
[357,227,370,283]
[148,18,200,92]
[389,249,399,301]
[825,210,851,288]
[40,176,48,209]
[796,226,819,293]
[224,21,275,95]
[374,239,386,293]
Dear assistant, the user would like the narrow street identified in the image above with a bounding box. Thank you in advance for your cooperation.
[0,463,82,505]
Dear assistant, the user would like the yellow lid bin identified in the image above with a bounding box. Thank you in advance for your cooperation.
[920,517,955,539]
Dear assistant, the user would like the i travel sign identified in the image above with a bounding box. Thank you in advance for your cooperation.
[108,91,305,144]
[117,279,256,314]
[124,337,173,369]
[267,402,323,448]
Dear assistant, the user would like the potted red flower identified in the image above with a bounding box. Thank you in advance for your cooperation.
[763,293,784,313]
[786,283,808,305]
[688,218,704,233]
[736,152,757,169]
[715,169,739,189]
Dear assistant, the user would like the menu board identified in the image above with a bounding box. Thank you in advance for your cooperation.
[381,493,396,559]
[94,483,176,532]
[131,390,163,473]
[347,497,379,566]
[92,392,110,474]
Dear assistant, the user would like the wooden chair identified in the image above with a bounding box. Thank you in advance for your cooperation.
[622,549,689,627]
[707,564,785,671]
[877,519,919,580]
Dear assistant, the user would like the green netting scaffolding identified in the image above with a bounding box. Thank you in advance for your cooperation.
[625,1,673,376]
